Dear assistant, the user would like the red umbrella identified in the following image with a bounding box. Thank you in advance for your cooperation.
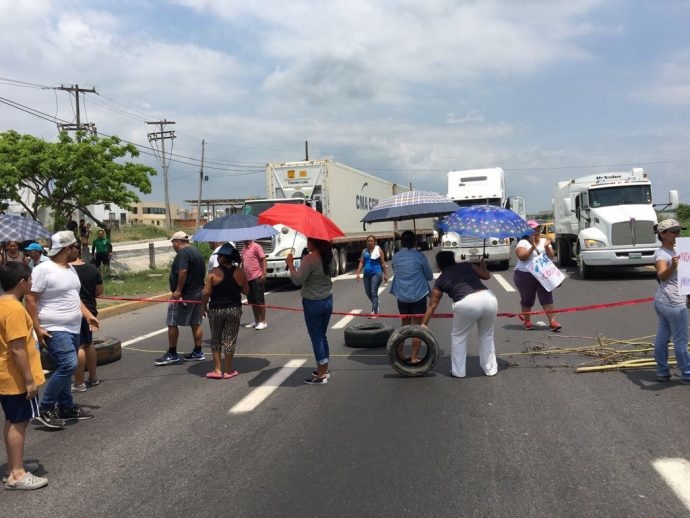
[258,203,345,241]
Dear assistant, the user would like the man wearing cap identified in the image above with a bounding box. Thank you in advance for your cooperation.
[24,243,48,270]
[154,231,206,366]
[24,231,100,428]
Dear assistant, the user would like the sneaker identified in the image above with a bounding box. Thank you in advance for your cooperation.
[311,369,331,379]
[58,405,94,420]
[369,311,378,319]
[523,320,533,330]
[71,383,87,393]
[86,378,100,387]
[154,352,181,366]
[656,374,671,382]
[244,322,257,329]
[549,320,562,332]
[4,472,48,490]
[33,408,65,429]
[183,350,206,361]
[304,376,328,385]
[254,322,268,330]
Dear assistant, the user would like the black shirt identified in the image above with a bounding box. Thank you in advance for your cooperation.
[169,245,206,295]
[73,262,103,315]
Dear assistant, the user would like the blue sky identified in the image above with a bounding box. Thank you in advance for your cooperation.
[2,0,690,213]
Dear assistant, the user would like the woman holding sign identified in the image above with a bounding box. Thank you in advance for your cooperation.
[513,220,562,331]
[652,218,690,383]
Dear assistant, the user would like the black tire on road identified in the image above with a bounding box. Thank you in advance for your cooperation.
[344,322,394,348]
[386,325,439,377]
[40,337,122,372]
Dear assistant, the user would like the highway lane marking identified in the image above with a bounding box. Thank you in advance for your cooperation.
[652,458,690,511]
[493,273,515,292]
[229,359,307,414]
[121,328,168,347]
[332,309,363,329]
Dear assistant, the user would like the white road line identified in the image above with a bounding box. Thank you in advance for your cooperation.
[121,328,168,347]
[493,273,515,292]
[229,359,307,414]
[652,458,690,511]
[332,309,363,329]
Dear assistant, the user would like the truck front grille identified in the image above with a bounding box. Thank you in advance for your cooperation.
[610,220,656,246]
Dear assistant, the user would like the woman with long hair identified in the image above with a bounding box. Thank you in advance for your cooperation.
[286,238,334,384]
[355,235,388,317]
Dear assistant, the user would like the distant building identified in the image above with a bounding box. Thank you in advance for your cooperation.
[128,201,181,226]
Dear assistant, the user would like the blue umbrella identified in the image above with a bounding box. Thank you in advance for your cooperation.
[192,214,278,242]
[0,213,52,242]
[439,205,532,239]
[361,190,458,223]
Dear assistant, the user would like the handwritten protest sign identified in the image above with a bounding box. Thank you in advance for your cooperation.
[675,237,690,295]
[527,252,565,292]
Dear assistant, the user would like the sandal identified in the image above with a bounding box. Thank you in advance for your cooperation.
[222,370,239,379]
[523,320,533,330]
[205,371,223,379]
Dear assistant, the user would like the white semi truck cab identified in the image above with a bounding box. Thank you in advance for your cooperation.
[553,168,678,278]
[442,167,525,270]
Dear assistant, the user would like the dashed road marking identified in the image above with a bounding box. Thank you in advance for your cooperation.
[652,458,690,511]
[493,273,515,292]
[229,359,307,414]
[121,328,167,347]
[332,309,363,329]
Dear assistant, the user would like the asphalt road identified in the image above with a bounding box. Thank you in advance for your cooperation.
[3,250,690,517]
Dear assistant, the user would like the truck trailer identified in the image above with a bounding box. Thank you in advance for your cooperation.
[241,160,435,279]
[553,168,678,278]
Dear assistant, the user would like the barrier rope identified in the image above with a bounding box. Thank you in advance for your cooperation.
[98,295,655,319]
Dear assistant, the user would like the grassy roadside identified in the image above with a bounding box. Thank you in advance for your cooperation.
[99,268,170,309]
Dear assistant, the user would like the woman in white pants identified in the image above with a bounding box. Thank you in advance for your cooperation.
[421,251,498,377]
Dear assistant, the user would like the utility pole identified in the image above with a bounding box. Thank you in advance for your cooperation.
[146,120,176,228]
[195,139,206,232]
[56,84,98,136]
[305,140,309,161]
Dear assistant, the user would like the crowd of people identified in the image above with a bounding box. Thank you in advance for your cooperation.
[2,217,689,490]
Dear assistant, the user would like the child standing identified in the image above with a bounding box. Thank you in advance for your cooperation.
[0,262,48,490]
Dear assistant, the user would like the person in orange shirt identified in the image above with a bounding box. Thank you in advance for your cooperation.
[0,262,49,490]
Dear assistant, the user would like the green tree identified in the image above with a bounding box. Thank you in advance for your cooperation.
[676,203,690,223]
[0,130,157,231]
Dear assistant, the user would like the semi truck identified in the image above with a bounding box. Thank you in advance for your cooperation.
[241,160,435,279]
[441,167,526,270]
[553,168,678,278]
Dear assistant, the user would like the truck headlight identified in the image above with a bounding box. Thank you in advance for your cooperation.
[583,239,605,249]
[275,248,296,257]
[443,240,458,247]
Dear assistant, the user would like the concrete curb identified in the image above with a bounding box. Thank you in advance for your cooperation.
[98,293,171,319]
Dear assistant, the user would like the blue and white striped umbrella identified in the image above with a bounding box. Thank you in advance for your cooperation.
[361,190,458,223]
[0,214,52,242]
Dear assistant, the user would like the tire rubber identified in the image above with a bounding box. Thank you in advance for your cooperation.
[344,322,394,348]
[386,325,439,377]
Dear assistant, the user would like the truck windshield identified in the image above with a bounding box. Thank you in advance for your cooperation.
[588,185,652,208]
[242,199,305,216]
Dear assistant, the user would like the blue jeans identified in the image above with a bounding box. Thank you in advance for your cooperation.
[40,332,79,410]
[302,295,333,365]
[653,300,690,379]
[363,273,383,312]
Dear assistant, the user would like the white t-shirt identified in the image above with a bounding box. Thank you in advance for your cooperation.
[514,237,549,272]
[31,260,83,333]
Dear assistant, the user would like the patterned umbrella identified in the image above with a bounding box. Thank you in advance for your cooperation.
[0,213,52,242]
[439,205,532,239]
[361,190,458,223]
[192,214,278,242]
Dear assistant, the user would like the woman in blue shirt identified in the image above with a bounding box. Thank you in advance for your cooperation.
[389,230,433,363]
[355,236,388,317]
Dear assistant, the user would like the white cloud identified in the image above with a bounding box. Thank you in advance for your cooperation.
[631,48,690,105]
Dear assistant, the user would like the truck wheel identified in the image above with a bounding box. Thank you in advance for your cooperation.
[344,322,394,348]
[498,260,510,270]
[577,256,595,279]
[558,239,572,267]
[339,248,347,275]
[331,248,340,276]
[386,325,439,377]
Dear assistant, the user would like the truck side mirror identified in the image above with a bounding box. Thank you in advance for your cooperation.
[669,190,679,210]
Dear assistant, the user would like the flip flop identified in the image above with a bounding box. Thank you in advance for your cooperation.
[223,370,240,379]
[206,371,223,379]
